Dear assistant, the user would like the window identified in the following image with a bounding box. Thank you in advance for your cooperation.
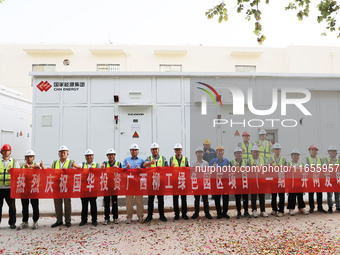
[159,64,182,72]
[32,64,56,72]
[97,64,120,72]
[235,65,256,72]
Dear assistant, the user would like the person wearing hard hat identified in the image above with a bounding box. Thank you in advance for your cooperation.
[101,148,122,225]
[211,145,230,219]
[0,144,19,229]
[123,143,145,224]
[17,150,41,230]
[256,130,271,162]
[238,131,253,161]
[230,147,251,219]
[191,147,212,220]
[248,146,268,218]
[305,145,327,214]
[203,138,217,164]
[287,149,309,216]
[269,143,287,217]
[143,143,168,223]
[78,149,100,227]
[41,145,81,228]
[324,145,340,213]
[170,143,189,220]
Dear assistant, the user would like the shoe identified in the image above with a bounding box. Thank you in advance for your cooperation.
[126,218,132,224]
[277,212,284,217]
[336,208,340,212]
[159,216,168,222]
[51,222,63,228]
[236,212,241,219]
[92,221,98,226]
[144,217,153,223]
[10,224,16,229]
[328,208,333,214]
[222,213,230,219]
[103,220,109,225]
[216,215,222,219]
[271,210,277,216]
[252,210,258,218]
[298,208,309,215]
[174,215,180,220]
[318,208,327,214]
[32,222,38,230]
[17,222,28,230]
[289,209,295,216]
[113,219,119,224]
[261,211,268,217]
[191,213,199,219]
[309,208,314,214]
[244,211,251,219]
[182,215,189,220]
[79,221,87,226]
[65,222,71,227]
[205,213,212,219]
[138,217,144,223]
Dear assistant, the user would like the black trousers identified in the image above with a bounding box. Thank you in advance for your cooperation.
[251,194,265,212]
[235,194,249,213]
[194,195,209,215]
[0,189,16,225]
[287,193,306,209]
[214,194,229,216]
[173,195,187,216]
[104,196,118,220]
[271,193,285,213]
[308,192,323,210]
[81,197,97,223]
[21,199,39,222]
[147,195,165,217]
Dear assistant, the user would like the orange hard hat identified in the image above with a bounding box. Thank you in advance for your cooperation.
[1,144,12,151]
[242,131,250,136]
[308,144,319,151]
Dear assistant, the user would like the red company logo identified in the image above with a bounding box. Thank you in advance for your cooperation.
[37,81,52,92]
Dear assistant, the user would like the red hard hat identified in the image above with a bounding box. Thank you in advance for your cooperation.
[242,131,250,136]
[1,144,12,151]
[308,144,319,151]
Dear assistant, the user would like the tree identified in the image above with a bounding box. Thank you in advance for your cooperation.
[206,0,340,44]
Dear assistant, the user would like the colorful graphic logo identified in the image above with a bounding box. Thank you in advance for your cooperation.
[197,82,222,115]
[37,81,52,92]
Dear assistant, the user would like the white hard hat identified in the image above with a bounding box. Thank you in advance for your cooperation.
[106,148,116,155]
[174,143,182,149]
[130,143,139,150]
[259,130,267,135]
[24,150,35,156]
[195,147,204,153]
[234,147,242,153]
[84,149,94,156]
[59,145,69,152]
[150,143,159,149]
[272,143,282,149]
[328,145,338,151]
[291,148,300,154]
[251,146,260,152]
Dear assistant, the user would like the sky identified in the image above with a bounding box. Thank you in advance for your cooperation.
[0,0,339,47]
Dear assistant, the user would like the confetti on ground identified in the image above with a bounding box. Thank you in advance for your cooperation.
[0,210,339,254]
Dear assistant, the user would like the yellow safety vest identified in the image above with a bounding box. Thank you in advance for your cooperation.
[289,161,303,167]
[106,161,120,168]
[0,158,17,186]
[82,162,100,169]
[147,155,166,167]
[324,157,340,166]
[257,140,271,159]
[52,159,74,169]
[230,159,247,167]
[172,156,187,167]
[238,142,253,160]
[306,156,322,166]
[269,156,286,166]
[21,162,37,169]
[248,156,266,166]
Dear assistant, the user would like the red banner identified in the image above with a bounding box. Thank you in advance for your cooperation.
[10,167,340,199]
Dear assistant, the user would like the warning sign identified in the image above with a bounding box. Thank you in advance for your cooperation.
[132,131,139,138]
[234,130,240,136]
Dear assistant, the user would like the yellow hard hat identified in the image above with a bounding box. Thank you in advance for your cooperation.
[216,145,224,150]
[203,138,211,145]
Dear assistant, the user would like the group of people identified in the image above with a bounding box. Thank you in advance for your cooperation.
[0,129,339,230]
